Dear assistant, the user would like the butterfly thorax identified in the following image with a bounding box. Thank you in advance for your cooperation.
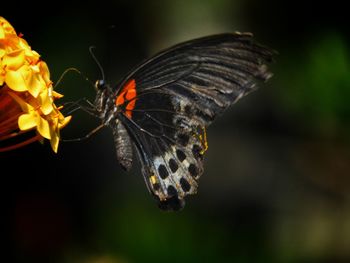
[94,80,117,125]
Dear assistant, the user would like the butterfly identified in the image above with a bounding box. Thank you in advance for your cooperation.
[92,32,275,211]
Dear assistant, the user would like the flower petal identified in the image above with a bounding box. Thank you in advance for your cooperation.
[27,72,44,98]
[0,45,5,58]
[49,120,60,153]
[18,38,40,61]
[52,91,64,99]
[5,70,27,92]
[0,17,16,35]
[58,115,72,129]
[37,116,51,139]
[18,112,37,130]
[0,26,5,39]
[50,132,59,153]
[39,88,54,115]
[2,49,25,70]
[39,61,51,84]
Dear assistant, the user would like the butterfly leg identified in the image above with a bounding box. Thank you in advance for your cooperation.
[61,124,105,142]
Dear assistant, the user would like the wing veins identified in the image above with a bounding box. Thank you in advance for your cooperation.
[140,62,201,93]
[144,113,179,131]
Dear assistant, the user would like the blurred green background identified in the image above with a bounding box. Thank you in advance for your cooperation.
[2,0,350,262]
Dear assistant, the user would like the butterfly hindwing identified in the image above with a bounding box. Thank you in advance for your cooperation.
[98,33,275,210]
[118,101,204,210]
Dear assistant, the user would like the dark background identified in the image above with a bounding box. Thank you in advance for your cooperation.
[2,1,350,262]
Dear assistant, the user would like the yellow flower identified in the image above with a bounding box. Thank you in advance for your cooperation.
[0,16,71,153]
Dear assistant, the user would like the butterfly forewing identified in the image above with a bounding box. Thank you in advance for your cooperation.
[102,33,275,210]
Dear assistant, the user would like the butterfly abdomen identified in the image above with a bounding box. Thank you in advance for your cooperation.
[111,120,133,171]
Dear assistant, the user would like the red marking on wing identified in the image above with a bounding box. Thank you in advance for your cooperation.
[115,79,137,118]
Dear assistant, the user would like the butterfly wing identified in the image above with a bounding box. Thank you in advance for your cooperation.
[114,33,275,210]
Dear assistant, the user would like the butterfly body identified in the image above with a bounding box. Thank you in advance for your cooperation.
[93,33,275,210]
[94,82,134,171]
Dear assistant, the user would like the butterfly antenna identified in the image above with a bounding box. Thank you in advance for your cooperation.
[89,46,105,82]
[54,67,95,89]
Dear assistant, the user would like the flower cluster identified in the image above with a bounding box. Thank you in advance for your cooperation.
[0,16,70,152]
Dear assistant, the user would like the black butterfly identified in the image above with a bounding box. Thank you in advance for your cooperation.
[93,32,275,211]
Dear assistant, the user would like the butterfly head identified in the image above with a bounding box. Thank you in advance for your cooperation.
[95,79,107,91]
[94,79,115,122]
